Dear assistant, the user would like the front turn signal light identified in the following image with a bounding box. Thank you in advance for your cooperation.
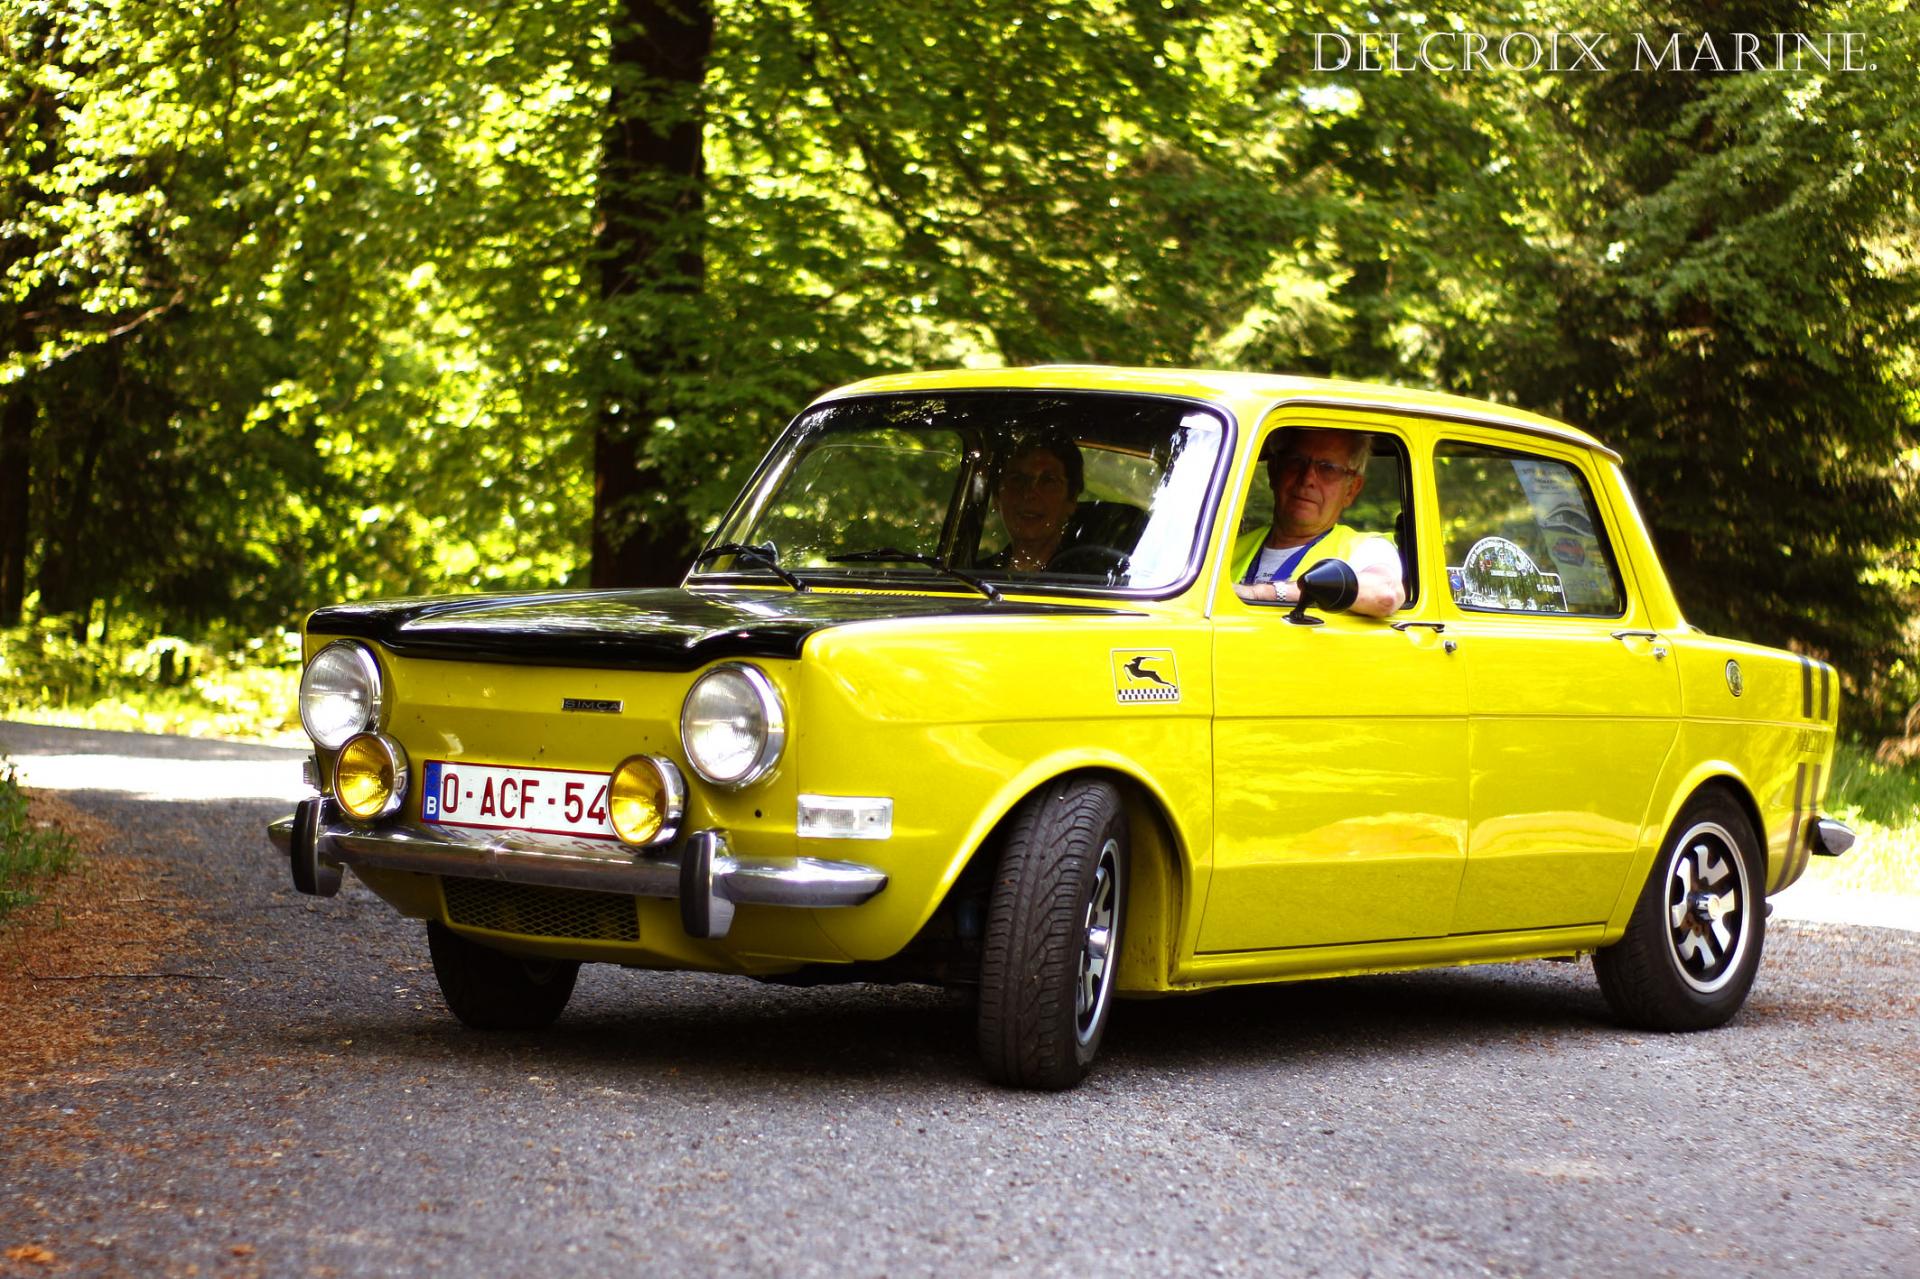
[334,732,408,822]
[609,754,686,848]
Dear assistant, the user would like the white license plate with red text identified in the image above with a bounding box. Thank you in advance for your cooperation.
[421,760,614,841]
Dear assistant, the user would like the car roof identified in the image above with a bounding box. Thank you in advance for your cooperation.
[816,365,1620,462]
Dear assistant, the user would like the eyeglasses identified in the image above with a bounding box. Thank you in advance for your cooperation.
[1272,453,1360,485]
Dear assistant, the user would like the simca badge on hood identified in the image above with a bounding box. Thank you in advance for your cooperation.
[562,697,623,713]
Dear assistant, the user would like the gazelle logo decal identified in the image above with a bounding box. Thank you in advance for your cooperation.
[1112,650,1180,704]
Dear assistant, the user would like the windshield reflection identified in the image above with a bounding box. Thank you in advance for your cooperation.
[700,392,1229,595]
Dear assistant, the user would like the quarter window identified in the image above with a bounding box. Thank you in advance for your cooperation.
[1434,442,1624,616]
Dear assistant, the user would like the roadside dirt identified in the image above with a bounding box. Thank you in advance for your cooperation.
[0,790,199,1085]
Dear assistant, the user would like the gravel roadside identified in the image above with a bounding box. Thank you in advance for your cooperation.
[2,720,1916,1277]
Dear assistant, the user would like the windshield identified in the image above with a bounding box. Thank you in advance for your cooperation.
[699,391,1230,594]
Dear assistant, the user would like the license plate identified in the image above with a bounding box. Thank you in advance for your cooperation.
[421,760,614,841]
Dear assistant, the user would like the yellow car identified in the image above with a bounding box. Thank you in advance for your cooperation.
[270,366,1854,1089]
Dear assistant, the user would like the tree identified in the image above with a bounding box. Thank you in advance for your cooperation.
[1296,0,1920,728]
[591,0,716,587]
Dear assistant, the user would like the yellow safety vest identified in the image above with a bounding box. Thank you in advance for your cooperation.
[1230,523,1376,584]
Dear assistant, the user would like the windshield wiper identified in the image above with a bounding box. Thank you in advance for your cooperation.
[689,542,809,592]
[827,548,1001,603]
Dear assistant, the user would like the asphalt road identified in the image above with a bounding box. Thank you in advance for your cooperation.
[3,721,1916,1277]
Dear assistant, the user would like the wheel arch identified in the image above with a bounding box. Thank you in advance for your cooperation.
[935,761,1191,995]
[1693,775,1767,875]
[1593,776,1768,1029]
[1610,766,1768,937]
[1656,768,1770,889]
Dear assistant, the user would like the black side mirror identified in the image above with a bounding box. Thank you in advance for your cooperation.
[1286,559,1359,626]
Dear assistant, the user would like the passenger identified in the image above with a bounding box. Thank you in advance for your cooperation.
[1231,427,1405,617]
[984,434,1084,572]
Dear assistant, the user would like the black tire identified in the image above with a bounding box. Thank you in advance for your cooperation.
[1594,790,1765,1031]
[427,921,580,1031]
[977,777,1128,1090]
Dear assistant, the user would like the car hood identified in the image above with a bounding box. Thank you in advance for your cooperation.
[306,588,1134,671]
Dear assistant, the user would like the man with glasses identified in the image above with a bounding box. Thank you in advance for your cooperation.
[1231,427,1405,618]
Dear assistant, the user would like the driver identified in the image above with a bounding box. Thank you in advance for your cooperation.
[984,434,1084,572]
[1231,427,1405,618]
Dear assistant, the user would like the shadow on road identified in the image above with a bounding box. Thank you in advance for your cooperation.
[254,955,1632,1090]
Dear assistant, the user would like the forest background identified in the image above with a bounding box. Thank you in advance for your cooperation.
[2,0,1917,746]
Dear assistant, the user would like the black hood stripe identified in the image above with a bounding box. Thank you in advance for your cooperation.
[308,589,1133,670]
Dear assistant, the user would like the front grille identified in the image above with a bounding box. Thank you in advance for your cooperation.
[441,878,640,942]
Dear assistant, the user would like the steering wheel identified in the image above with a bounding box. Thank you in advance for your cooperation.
[1048,545,1131,580]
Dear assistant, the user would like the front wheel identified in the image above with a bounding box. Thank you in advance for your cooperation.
[977,777,1128,1090]
[427,921,580,1030]
[1594,791,1765,1031]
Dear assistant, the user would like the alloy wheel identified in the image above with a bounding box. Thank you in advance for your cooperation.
[1663,822,1752,994]
[1075,837,1121,1045]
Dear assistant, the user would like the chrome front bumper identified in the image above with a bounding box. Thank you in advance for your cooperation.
[268,796,887,940]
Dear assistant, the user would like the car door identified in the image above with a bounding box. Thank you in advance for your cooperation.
[1200,414,1470,953]
[1431,438,1681,934]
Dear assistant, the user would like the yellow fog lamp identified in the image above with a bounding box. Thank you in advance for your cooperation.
[608,754,686,848]
[333,732,409,822]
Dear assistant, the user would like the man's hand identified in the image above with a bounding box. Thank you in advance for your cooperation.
[1233,581,1292,605]
[1234,564,1405,617]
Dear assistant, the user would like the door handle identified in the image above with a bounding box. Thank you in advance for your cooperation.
[1392,620,1456,654]
[1610,629,1667,660]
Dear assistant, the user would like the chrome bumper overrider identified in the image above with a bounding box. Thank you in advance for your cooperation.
[268,796,887,940]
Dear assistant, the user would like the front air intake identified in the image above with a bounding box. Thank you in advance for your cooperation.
[441,878,641,942]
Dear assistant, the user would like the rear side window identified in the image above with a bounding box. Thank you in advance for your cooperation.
[1433,442,1624,616]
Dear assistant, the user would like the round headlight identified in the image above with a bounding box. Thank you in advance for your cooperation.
[608,755,686,846]
[333,732,408,822]
[300,641,384,750]
[680,663,785,788]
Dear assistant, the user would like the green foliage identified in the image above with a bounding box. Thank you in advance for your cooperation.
[0,616,300,741]
[2,0,1916,733]
[1296,1,1920,731]
[0,759,76,922]
[1806,741,1920,898]
[1829,739,1920,830]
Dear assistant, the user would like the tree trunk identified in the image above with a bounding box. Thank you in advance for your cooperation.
[1,15,60,627]
[0,388,29,627]
[35,340,119,626]
[589,0,715,588]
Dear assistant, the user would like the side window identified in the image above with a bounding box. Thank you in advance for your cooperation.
[1237,425,1415,605]
[1433,442,1624,616]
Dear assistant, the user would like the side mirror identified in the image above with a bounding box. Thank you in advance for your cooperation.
[1286,559,1358,626]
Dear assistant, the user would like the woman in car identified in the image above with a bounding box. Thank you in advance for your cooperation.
[982,434,1084,572]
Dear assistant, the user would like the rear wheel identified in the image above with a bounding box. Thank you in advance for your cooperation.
[427,921,580,1030]
[1594,791,1764,1031]
[977,777,1128,1090]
